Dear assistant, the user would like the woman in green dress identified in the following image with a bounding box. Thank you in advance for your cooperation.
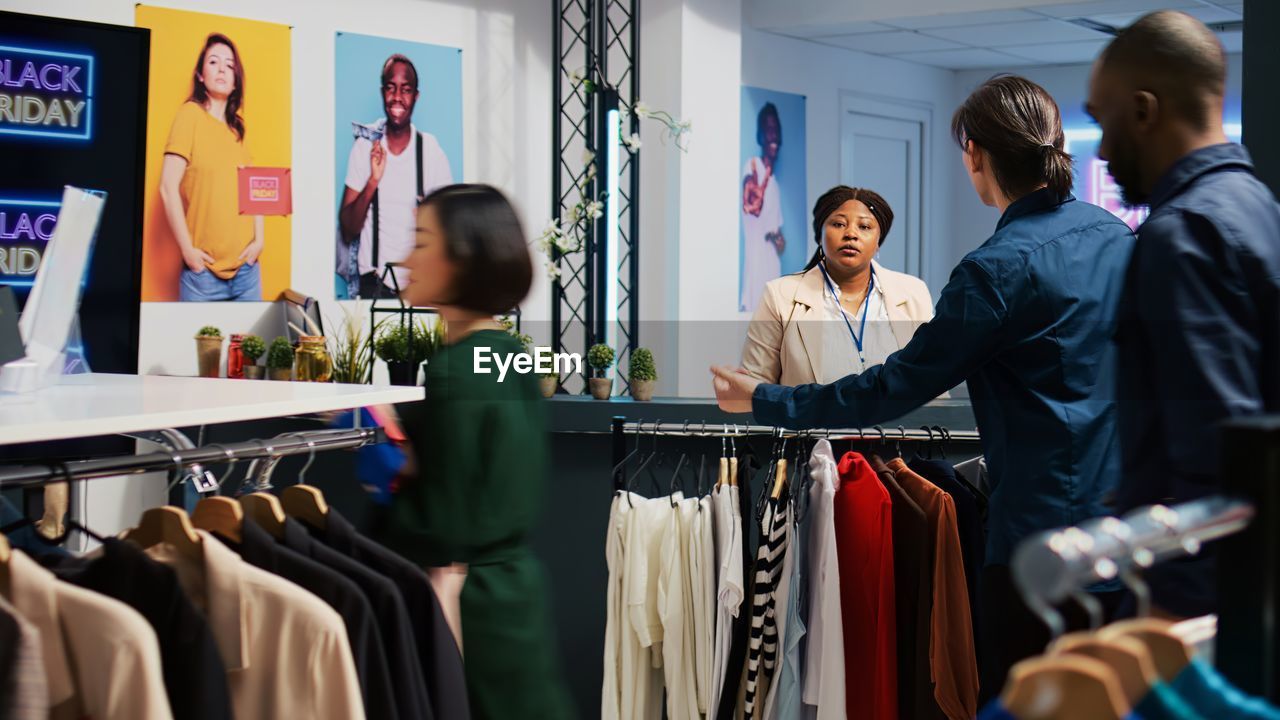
[385,184,574,719]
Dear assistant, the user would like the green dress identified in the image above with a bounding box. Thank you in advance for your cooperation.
[385,329,574,719]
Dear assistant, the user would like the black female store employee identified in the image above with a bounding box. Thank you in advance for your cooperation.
[712,75,1137,696]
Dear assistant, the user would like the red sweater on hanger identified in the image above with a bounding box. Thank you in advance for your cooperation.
[835,451,898,720]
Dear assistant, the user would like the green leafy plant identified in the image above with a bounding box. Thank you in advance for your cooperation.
[375,324,411,364]
[240,334,265,363]
[267,337,294,370]
[196,326,222,339]
[587,344,615,378]
[411,319,446,364]
[628,347,657,382]
[329,312,374,384]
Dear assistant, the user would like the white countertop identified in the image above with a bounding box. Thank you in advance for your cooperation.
[0,373,424,446]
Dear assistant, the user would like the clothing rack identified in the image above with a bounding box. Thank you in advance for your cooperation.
[609,415,981,491]
[0,426,387,490]
[1011,495,1254,636]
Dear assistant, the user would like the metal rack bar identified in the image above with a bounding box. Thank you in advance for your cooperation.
[616,420,981,442]
[0,427,386,489]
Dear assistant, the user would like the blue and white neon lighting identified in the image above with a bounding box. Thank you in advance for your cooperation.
[0,45,94,141]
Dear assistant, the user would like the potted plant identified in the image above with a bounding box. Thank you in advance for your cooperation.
[375,323,415,386]
[240,334,266,380]
[587,343,615,400]
[628,347,657,401]
[329,312,374,384]
[267,336,294,381]
[539,372,559,398]
[194,326,223,378]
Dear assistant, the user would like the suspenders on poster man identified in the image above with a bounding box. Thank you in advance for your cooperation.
[366,131,425,296]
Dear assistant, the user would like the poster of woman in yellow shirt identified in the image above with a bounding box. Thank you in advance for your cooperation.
[138,7,291,303]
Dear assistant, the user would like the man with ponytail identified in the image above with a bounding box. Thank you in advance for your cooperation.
[713,74,1137,701]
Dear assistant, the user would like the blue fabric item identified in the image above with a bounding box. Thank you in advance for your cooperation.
[1134,681,1206,720]
[771,502,807,720]
[1173,659,1280,719]
[977,700,1018,720]
[752,189,1136,564]
[0,495,69,558]
[328,408,405,506]
[1114,143,1280,616]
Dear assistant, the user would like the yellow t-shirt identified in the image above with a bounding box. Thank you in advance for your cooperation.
[164,101,253,280]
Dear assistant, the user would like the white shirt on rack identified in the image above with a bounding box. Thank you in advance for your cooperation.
[803,440,848,720]
[711,484,745,716]
[661,497,701,720]
[690,496,717,715]
[602,492,640,720]
[623,493,678,720]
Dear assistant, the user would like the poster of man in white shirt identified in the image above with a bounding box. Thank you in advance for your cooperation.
[336,38,461,299]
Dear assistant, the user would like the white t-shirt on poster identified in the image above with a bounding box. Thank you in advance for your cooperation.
[344,124,453,289]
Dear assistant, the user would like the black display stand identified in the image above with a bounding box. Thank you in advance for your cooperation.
[1218,415,1280,700]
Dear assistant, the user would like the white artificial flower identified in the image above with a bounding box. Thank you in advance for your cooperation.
[555,233,579,253]
[546,261,562,281]
[568,204,582,223]
[569,67,585,85]
[680,119,692,131]
[622,132,642,153]
[581,148,596,165]
[633,101,651,119]
[584,200,604,220]
[542,219,563,237]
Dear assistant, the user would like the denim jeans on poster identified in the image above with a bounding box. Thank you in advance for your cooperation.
[179,263,262,302]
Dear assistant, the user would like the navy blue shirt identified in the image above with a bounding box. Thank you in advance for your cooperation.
[752,189,1136,564]
[1116,143,1280,509]
[1113,143,1280,616]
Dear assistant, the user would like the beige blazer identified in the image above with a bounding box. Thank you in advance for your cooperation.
[742,263,934,385]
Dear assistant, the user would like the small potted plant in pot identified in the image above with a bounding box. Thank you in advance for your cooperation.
[267,336,294,381]
[539,372,558,398]
[240,334,266,380]
[587,343,615,400]
[194,326,223,378]
[375,323,415,386]
[628,348,657,401]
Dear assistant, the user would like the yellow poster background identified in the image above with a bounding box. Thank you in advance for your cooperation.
[137,6,291,302]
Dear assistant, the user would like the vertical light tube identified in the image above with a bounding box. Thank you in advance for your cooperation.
[604,104,620,380]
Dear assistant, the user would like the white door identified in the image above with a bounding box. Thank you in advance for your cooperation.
[841,110,924,278]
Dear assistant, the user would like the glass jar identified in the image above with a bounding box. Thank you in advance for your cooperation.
[227,334,245,379]
[294,336,333,383]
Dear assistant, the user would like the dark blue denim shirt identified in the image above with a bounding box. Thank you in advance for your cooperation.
[752,188,1136,564]
[1116,143,1280,511]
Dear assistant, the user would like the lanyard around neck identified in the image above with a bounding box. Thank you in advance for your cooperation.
[819,261,874,365]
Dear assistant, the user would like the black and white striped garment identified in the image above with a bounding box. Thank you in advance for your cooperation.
[744,495,790,716]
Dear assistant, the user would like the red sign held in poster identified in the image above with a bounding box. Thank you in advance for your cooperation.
[237,166,292,215]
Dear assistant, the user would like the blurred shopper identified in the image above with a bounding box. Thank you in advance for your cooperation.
[1089,10,1280,618]
[383,184,574,719]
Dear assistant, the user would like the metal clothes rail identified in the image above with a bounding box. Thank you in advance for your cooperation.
[0,426,386,490]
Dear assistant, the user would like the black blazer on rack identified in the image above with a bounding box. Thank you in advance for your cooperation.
[41,538,233,720]
[278,517,435,720]
[303,507,471,720]
[218,518,398,720]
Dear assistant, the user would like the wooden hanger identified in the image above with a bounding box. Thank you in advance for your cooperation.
[770,458,789,500]
[1051,632,1157,708]
[0,531,9,565]
[1002,654,1129,720]
[1098,618,1193,682]
[728,457,738,488]
[281,485,329,531]
[123,506,203,562]
[191,497,244,545]
[717,457,728,489]
[240,493,287,540]
[0,532,9,599]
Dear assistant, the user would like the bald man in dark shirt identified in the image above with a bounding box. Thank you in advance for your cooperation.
[1088,10,1280,616]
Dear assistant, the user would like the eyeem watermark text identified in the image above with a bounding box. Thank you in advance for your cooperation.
[474,347,583,382]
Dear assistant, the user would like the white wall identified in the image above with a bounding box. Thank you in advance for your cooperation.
[740,26,966,301]
[4,0,554,376]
